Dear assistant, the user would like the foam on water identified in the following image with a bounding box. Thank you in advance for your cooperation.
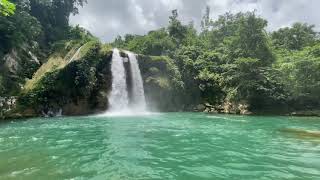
[99,110,158,117]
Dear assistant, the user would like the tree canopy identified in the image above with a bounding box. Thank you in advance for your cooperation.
[0,3,319,113]
[113,8,320,112]
[0,0,88,95]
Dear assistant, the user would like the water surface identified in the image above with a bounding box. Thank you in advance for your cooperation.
[0,113,320,179]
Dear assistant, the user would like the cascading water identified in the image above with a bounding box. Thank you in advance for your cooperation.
[108,48,129,112]
[104,49,149,116]
[69,46,83,62]
[126,52,147,111]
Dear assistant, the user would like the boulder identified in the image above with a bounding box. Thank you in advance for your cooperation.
[204,102,213,107]
[196,104,206,112]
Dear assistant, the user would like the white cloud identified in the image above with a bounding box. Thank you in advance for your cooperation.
[69,0,320,42]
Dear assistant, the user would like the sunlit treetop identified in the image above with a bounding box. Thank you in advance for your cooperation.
[0,0,15,16]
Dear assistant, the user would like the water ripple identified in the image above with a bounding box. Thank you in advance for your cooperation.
[0,113,319,179]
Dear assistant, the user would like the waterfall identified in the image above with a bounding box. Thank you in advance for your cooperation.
[105,49,148,116]
[69,46,83,62]
[126,51,147,111]
[108,48,129,112]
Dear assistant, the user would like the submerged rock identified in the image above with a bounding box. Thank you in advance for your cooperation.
[280,128,320,139]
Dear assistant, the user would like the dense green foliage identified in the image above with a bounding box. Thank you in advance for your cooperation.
[1,2,319,115]
[113,8,320,113]
[0,0,86,56]
[0,0,15,16]
[0,0,87,96]
[19,40,112,114]
[138,55,184,111]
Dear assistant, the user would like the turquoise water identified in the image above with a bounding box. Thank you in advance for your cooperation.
[0,113,320,179]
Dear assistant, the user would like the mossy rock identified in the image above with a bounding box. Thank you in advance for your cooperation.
[17,40,113,116]
[137,54,184,111]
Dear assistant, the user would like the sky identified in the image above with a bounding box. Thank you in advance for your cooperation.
[69,0,320,42]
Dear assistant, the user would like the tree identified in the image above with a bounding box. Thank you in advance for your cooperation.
[115,28,175,56]
[0,0,42,53]
[29,0,87,45]
[112,35,124,48]
[111,9,320,113]
[200,6,212,32]
[271,22,318,50]
[217,12,274,65]
[275,44,320,109]
[0,0,88,96]
[223,57,287,110]
[0,0,15,16]
[168,9,188,45]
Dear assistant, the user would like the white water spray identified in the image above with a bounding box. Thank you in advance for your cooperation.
[126,51,147,111]
[108,48,129,112]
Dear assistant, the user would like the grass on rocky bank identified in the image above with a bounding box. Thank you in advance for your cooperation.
[15,40,112,114]
[23,41,112,92]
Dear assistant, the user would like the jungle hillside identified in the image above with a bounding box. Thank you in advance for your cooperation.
[0,0,320,117]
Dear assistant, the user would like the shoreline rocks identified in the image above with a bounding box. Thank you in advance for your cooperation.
[0,97,17,119]
[194,101,320,117]
[194,101,252,115]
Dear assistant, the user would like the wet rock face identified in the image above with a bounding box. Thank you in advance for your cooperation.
[62,99,92,116]
[3,47,41,77]
[1,45,41,96]
[60,52,113,116]
[3,49,19,74]
[123,57,133,103]
[137,55,184,111]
